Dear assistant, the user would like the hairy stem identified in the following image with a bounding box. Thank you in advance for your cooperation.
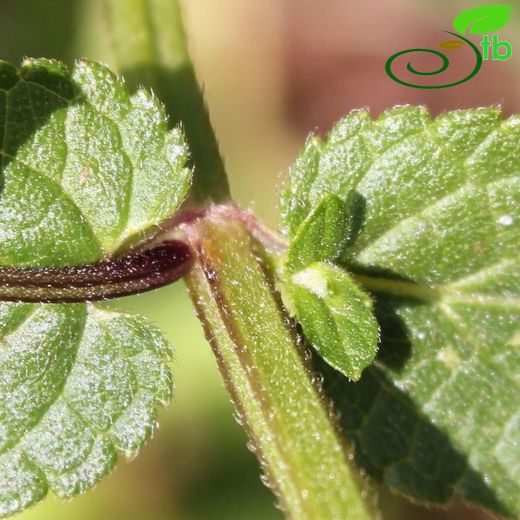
[104,0,230,202]
[104,2,376,515]
[181,212,376,519]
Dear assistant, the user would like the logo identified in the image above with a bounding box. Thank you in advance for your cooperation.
[385,5,513,89]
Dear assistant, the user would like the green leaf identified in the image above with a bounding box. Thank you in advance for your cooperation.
[280,106,520,516]
[281,167,378,380]
[0,58,191,267]
[286,262,379,381]
[0,302,172,517]
[0,59,184,515]
[453,5,513,35]
[285,194,351,273]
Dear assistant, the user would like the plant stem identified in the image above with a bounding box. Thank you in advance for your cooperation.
[182,212,376,519]
[104,3,376,515]
[104,0,230,202]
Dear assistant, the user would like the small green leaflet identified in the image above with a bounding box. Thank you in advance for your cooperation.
[280,106,520,517]
[281,194,379,381]
[284,194,351,272]
[286,262,379,381]
[0,60,190,516]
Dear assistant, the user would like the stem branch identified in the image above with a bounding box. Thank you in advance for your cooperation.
[104,3,376,516]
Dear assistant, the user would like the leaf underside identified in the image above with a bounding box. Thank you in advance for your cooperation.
[281,106,520,517]
[0,60,189,516]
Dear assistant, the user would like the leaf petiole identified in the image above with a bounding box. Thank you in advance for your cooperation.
[0,240,192,303]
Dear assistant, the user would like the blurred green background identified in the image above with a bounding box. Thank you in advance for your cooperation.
[1,1,517,518]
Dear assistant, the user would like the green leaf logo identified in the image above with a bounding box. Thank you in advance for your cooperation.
[453,5,513,35]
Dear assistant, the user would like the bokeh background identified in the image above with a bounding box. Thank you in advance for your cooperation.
[1,1,519,518]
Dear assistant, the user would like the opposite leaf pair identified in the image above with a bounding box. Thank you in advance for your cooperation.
[280,194,379,381]
[0,57,518,519]
[0,59,190,516]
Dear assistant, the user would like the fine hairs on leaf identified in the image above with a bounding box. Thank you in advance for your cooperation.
[280,105,520,517]
[0,59,191,515]
[286,261,379,381]
[0,303,173,517]
[0,58,191,267]
[0,47,517,520]
[280,192,379,381]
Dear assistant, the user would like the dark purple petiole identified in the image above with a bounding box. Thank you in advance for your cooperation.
[0,240,192,303]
